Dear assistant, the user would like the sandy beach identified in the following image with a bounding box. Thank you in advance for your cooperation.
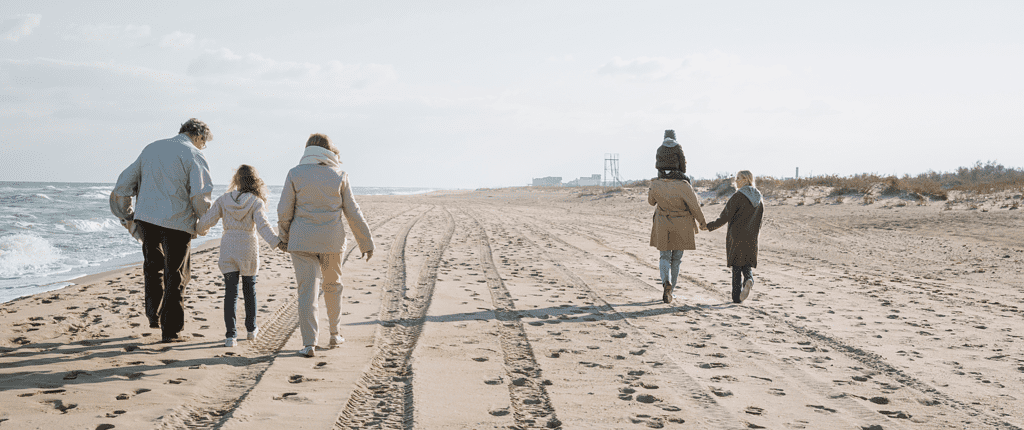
[1,187,1022,429]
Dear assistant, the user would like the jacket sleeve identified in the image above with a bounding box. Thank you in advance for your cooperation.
[339,173,374,253]
[195,197,222,236]
[189,152,214,222]
[680,183,707,229]
[110,154,142,221]
[277,172,296,245]
[707,193,740,231]
[253,200,282,248]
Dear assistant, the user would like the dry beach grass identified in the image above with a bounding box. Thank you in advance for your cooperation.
[1,185,1023,429]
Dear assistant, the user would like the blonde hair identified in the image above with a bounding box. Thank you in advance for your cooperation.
[733,170,755,189]
[305,133,339,155]
[229,164,268,203]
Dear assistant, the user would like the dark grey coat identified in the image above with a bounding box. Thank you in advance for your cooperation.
[707,190,764,267]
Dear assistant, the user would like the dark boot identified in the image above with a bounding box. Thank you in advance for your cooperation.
[663,281,673,304]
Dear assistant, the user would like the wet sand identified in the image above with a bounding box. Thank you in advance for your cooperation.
[1,187,1022,429]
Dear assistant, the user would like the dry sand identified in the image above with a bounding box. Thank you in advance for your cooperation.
[1,187,1022,429]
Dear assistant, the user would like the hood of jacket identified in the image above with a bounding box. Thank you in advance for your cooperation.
[661,137,679,148]
[223,190,259,221]
[738,185,762,208]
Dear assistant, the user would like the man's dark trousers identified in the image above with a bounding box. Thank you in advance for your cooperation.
[138,220,191,339]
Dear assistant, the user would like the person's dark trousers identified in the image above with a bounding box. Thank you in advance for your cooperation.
[137,220,192,339]
[222,272,257,339]
[731,265,753,303]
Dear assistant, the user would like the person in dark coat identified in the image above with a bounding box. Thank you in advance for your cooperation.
[656,129,686,178]
[705,170,764,303]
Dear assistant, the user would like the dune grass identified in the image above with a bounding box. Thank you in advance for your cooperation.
[690,161,1023,200]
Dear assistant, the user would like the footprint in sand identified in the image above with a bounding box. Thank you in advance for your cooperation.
[44,400,76,413]
[96,424,116,430]
[744,406,765,415]
[807,404,837,413]
[104,410,126,418]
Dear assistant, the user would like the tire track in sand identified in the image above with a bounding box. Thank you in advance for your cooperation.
[335,206,455,429]
[525,213,1018,430]
[159,206,423,429]
[464,208,562,430]
[489,213,740,430]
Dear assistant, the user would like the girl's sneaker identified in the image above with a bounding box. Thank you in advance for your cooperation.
[247,327,259,341]
[225,338,238,347]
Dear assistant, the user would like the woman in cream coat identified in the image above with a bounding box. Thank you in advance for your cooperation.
[278,133,374,357]
[649,170,707,304]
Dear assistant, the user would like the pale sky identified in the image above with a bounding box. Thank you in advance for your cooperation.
[1,1,1022,188]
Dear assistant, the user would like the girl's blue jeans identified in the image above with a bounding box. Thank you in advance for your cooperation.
[223,271,256,338]
[659,250,683,287]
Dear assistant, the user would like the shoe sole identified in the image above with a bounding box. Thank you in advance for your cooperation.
[662,284,673,304]
[739,279,753,302]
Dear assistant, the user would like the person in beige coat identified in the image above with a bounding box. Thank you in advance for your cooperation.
[649,170,707,304]
[278,134,374,357]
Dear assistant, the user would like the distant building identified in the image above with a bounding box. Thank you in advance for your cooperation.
[532,176,562,187]
[565,174,602,187]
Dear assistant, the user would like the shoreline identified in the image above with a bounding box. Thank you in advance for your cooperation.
[1,238,224,306]
[63,237,223,288]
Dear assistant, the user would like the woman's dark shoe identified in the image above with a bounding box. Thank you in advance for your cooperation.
[662,281,673,304]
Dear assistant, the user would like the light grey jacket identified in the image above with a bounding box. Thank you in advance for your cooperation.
[277,164,374,254]
[110,133,213,235]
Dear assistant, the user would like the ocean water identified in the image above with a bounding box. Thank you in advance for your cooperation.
[0,182,436,303]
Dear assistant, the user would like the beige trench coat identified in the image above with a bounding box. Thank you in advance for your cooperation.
[277,164,374,254]
[648,179,707,251]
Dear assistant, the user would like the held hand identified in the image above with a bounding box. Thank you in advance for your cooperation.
[277,242,288,252]
[700,224,709,231]
[362,250,374,262]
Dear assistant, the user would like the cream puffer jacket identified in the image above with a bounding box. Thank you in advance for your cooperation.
[197,191,281,276]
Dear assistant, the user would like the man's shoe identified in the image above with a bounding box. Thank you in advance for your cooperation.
[225,338,237,347]
[662,281,673,304]
[299,345,316,357]
[247,327,259,341]
[149,319,159,329]
[740,278,753,302]
[329,335,345,348]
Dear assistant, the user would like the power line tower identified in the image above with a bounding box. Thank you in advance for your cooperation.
[603,153,621,187]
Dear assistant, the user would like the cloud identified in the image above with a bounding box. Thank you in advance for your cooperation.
[2,14,41,42]
[598,52,789,84]
[159,31,195,50]
[598,56,683,80]
[1,57,187,90]
[186,48,396,88]
[64,23,151,42]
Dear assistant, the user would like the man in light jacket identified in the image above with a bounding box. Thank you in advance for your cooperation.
[110,118,214,342]
[278,133,374,357]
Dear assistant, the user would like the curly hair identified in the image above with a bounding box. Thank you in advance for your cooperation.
[229,164,268,203]
[178,118,213,144]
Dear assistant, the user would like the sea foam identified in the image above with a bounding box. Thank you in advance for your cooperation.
[0,234,63,279]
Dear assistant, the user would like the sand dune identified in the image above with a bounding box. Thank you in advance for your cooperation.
[1,187,1022,429]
